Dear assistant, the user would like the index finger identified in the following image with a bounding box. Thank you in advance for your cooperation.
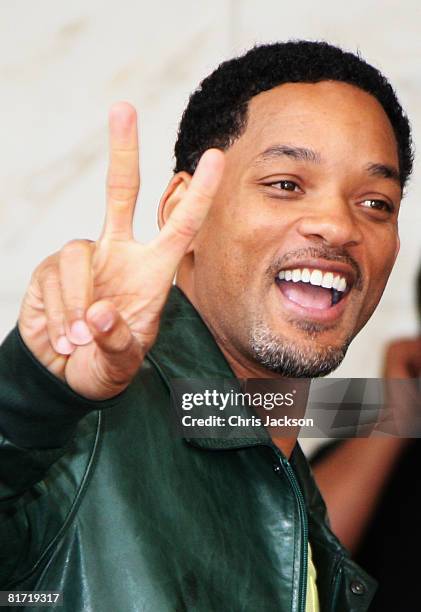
[101,102,140,241]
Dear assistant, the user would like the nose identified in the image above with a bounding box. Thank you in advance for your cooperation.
[296,196,363,248]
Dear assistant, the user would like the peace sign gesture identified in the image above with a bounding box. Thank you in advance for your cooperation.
[18,103,225,400]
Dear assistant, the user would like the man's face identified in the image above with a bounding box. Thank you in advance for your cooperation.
[189,81,402,377]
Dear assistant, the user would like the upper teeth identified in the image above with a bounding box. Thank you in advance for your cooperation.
[278,268,347,292]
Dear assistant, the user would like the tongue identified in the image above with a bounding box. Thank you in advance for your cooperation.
[279,280,332,309]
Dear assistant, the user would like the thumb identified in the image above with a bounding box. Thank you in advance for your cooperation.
[86,300,143,385]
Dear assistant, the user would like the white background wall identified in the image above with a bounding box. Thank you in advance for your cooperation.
[1,1,420,387]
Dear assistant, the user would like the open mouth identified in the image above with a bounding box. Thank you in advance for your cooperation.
[276,267,350,310]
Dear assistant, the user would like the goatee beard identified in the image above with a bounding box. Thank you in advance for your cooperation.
[249,320,351,378]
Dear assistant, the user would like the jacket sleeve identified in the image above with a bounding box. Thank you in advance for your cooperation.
[0,326,125,587]
[0,326,114,495]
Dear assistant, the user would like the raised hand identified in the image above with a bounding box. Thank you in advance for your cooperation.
[18,103,224,400]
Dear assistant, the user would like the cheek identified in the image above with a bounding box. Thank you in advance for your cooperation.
[193,220,243,290]
[373,229,399,273]
[194,218,274,304]
[364,232,398,303]
[198,198,269,264]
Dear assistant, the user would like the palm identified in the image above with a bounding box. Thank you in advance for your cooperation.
[92,240,153,314]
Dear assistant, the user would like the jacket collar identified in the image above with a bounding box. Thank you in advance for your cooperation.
[149,285,235,381]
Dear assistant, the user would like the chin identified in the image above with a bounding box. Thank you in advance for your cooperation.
[248,317,351,378]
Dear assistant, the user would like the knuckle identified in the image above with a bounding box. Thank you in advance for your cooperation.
[47,309,64,327]
[111,146,139,155]
[39,263,59,288]
[168,214,198,240]
[107,170,139,189]
[108,183,139,204]
[188,184,213,205]
[101,322,133,353]
[96,363,129,390]
[33,253,58,280]
[96,339,143,390]
[61,239,92,259]
[42,273,61,292]
[64,296,88,324]
[64,297,86,316]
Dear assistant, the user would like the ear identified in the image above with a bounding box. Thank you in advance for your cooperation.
[158,171,192,230]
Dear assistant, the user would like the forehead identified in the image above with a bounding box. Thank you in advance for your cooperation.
[231,81,399,167]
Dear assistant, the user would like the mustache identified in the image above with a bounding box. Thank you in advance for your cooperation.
[268,246,363,291]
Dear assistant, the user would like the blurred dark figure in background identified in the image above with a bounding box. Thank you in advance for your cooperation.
[311,265,421,611]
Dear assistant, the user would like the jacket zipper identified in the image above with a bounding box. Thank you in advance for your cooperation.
[274,451,308,612]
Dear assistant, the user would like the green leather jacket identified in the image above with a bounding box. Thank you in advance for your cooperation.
[0,287,376,611]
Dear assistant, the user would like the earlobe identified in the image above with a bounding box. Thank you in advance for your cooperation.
[158,172,192,230]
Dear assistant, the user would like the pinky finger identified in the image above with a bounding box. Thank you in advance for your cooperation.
[40,269,76,355]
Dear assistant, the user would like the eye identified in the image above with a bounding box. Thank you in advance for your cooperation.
[267,180,300,192]
[360,199,394,213]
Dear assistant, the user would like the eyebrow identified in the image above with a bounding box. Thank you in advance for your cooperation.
[364,162,401,186]
[253,144,322,164]
[253,144,402,187]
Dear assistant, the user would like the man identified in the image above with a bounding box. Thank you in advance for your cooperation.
[0,41,413,611]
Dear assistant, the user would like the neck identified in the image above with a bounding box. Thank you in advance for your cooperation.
[269,437,298,460]
[176,279,302,460]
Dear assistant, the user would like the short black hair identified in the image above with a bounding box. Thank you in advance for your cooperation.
[174,40,413,190]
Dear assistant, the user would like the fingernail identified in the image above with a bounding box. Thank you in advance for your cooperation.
[70,320,93,344]
[56,335,75,355]
[91,310,114,332]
